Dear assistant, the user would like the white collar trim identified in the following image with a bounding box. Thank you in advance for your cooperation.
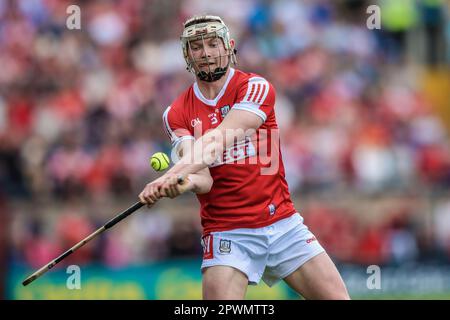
[193,68,235,106]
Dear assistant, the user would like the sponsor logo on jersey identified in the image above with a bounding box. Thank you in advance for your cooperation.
[218,239,231,254]
[201,234,214,259]
[209,136,256,167]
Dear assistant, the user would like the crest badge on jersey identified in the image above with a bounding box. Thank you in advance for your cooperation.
[218,239,231,254]
[268,204,276,215]
[220,105,230,118]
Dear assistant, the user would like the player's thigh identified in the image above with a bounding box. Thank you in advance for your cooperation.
[283,252,350,300]
[202,265,248,300]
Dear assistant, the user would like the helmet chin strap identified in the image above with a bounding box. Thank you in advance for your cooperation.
[196,65,228,82]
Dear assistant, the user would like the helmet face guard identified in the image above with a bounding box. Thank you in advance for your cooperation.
[181,15,237,82]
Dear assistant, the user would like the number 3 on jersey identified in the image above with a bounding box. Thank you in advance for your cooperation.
[208,113,218,125]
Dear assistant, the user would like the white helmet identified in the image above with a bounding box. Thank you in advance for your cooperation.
[181,15,237,82]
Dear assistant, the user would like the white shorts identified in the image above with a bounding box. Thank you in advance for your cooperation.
[200,213,325,287]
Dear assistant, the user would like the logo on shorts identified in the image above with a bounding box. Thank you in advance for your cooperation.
[201,234,214,259]
[219,239,231,254]
[306,236,317,244]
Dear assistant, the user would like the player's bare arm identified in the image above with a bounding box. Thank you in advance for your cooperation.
[142,108,263,201]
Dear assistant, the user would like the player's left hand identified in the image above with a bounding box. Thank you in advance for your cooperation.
[160,174,190,198]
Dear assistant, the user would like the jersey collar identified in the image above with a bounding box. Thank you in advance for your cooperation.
[193,67,235,107]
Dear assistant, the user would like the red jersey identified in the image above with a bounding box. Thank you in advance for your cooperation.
[162,68,297,234]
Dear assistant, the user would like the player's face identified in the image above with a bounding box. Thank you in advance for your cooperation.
[188,36,229,74]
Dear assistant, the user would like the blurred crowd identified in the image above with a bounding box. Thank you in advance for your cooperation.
[1,0,450,274]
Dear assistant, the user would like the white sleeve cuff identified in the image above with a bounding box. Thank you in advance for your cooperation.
[232,103,267,122]
[171,135,195,164]
[172,135,195,148]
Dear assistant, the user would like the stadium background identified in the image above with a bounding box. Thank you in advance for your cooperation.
[1,0,450,299]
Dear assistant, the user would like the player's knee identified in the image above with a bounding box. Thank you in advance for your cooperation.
[311,265,350,300]
[309,280,350,300]
[202,277,233,299]
[328,277,351,300]
[202,269,223,298]
[332,285,351,300]
[333,292,351,300]
[202,282,222,299]
[202,266,248,299]
[339,292,351,300]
